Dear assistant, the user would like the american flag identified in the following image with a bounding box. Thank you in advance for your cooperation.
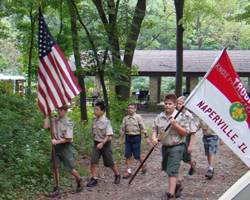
[38,7,81,115]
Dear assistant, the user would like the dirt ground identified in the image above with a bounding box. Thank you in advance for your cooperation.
[53,112,248,200]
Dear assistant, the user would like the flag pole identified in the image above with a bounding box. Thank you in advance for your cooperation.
[128,106,184,185]
[49,113,59,186]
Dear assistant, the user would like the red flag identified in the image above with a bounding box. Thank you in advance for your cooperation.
[38,7,81,115]
[185,49,250,166]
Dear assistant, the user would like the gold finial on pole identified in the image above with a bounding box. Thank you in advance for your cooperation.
[225,43,230,50]
[39,1,42,11]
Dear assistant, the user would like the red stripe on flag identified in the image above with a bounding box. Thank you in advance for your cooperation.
[38,61,59,110]
[38,93,48,115]
[49,48,72,100]
[38,100,46,115]
[54,44,82,93]
[38,79,51,115]
[46,53,68,104]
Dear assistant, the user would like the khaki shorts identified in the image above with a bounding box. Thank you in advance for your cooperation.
[91,141,115,167]
[162,144,184,176]
[50,142,74,172]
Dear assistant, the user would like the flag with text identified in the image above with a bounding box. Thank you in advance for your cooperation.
[38,7,81,115]
[185,49,250,166]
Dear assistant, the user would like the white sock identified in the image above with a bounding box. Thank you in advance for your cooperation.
[94,176,98,179]
[127,168,131,173]
[209,167,214,171]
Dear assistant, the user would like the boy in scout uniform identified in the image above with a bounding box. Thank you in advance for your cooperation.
[118,102,150,179]
[86,102,120,187]
[43,104,84,198]
[175,96,197,198]
[152,93,190,200]
[196,119,223,179]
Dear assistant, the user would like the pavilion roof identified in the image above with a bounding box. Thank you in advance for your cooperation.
[68,50,250,77]
[133,50,250,77]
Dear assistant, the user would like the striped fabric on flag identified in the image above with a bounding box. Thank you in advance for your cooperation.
[38,7,81,115]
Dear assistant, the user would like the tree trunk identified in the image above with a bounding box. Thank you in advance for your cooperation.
[27,4,34,96]
[98,70,110,119]
[117,0,146,101]
[78,74,87,121]
[174,0,185,97]
[198,37,202,50]
[196,14,202,50]
[92,0,146,101]
[94,75,102,94]
[67,0,88,122]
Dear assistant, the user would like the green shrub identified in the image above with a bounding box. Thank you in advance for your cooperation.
[0,94,53,199]
[0,94,77,199]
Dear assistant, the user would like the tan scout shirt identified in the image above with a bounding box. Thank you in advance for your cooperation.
[119,113,147,136]
[152,109,190,146]
[196,118,216,136]
[183,110,196,133]
[51,115,74,141]
[92,115,113,142]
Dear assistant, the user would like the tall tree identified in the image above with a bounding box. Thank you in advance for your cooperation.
[67,0,88,121]
[6,0,38,96]
[174,0,184,97]
[70,0,111,118]
[68,0,146,118]
[91,0,146,101]
[116,0,146,100]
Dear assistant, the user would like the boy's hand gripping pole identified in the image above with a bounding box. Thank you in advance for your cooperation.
[128,106,184,185]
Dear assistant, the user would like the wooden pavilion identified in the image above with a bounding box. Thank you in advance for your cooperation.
[69,50,250,111]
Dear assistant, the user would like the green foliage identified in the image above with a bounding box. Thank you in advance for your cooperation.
[0,92,52,199]
[0,88,87,199]
[67,105,94,155]
[231,4,250,24]
[137,0,176,50]
[84,76,96,97]
[109,93,131,127]
[131,76,149,92]
[0,39,23,75]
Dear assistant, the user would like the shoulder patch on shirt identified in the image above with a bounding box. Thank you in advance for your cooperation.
[107,121,110,125]
[67,121,74,127]
[181,117,187,121]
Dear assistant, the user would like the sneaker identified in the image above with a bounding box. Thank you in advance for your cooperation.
[123,172,132,179]
[142,163,147,174]
[114,174,121,184]
[174,182,183,198]
[205,169,214,179]
[76,177,84,192]
[86,178,98,187]
[166,192,176,200]
[49,185,60,198]
[188,161,196,175]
